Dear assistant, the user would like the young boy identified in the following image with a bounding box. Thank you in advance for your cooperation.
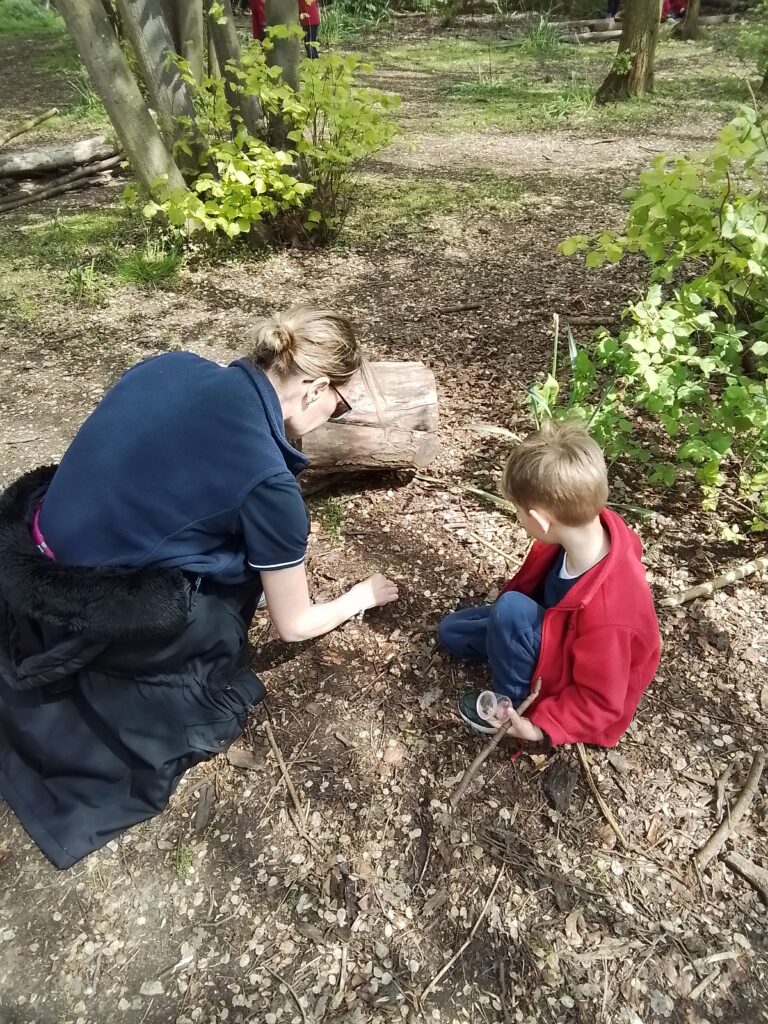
[439,420,660,749]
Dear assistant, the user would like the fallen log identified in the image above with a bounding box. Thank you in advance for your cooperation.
[0,135,118,178]
[299,361,439,488]
[551,17,616,29]
[563,29,623,42]
[0,154,123,214]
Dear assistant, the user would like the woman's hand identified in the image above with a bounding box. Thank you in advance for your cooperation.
[350,573,399,612]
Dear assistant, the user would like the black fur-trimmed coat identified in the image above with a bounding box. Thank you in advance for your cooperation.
[0,467,265,869]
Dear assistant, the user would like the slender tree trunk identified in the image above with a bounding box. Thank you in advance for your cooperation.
[674,0,701,39]
[57,0,186,193]
[596,0,663,104]
[263,0,301,148]
[761,65,768,94]
[177,0,205,82]
[265,0,301,92]
[115,0,202,165]
[205,0,264,135]
[159,0,179,47]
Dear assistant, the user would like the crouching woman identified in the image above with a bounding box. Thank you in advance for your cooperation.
[0,307,397,869]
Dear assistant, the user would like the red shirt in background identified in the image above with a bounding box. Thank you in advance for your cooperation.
[252,0,320,38]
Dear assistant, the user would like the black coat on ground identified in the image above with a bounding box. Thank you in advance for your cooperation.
[0,467,265,869]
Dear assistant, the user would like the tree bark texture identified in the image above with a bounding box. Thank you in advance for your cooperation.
[596,0,663,104]
[264,0,301,92]
[674,0,701,39]
[177,0,205,82]
[205,0,264,135]
[115,0,202,162]
[56,0,187,193]
[159,0,179,48]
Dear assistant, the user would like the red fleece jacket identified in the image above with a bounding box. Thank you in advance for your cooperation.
[500,508,660,748]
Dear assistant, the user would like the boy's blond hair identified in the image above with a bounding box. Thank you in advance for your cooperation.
[502,419,608,527]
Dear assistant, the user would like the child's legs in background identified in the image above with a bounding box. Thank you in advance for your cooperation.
[438,605,492,662]
[486,591,545,704]
[304,23,319,58]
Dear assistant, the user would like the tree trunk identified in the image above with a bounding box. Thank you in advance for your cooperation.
[263,0,301,149]
[159,0,179,47]
[56,0,187,194]
[265,0,301,92]
[177,0,204,82]
[762,65,768,94]
[596,0,662,104]
[0,135,117,177]
[205,0,264,136]
[299,362,440,488]
[115,0,203,165]
[674,0,701,39]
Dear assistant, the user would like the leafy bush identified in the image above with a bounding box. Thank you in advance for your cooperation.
[554,106,768,532]
[141,40,399,245]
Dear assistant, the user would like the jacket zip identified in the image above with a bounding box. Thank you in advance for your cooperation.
[189,576,202,610]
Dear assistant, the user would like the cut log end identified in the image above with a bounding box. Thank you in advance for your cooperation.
[298,360,440,493]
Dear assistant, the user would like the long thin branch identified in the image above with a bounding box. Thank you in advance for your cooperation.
[421,864,505,1001]
[577,742,629,849]
[0,108,59,150]
[0,155,122,215]
[660,557,768,608]
[695,751,766,870]
[724,851,768,904]
[264,721,305,825]
[450,681,541,810]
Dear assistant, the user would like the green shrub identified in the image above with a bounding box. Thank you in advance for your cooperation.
[554,105,768,532]
[142,39,399,245]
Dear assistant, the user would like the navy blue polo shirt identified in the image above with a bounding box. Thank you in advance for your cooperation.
[38,353,310,583]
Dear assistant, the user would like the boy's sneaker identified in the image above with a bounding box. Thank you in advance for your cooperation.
[457,691,499,735]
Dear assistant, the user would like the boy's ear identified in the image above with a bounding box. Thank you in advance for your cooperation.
[529,508,551,535]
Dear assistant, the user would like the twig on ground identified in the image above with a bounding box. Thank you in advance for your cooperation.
[415,473,516,514]
[468,531,514,563]
[264,964,309,1024]
[450,681,541,810]
[688,968,720,1001]
[0,108,58,150]
[660,557,768,607]
[421,864,505,1001]
[576,743,629,849]
[724,851,768,904]
[264,721,305,825]
[715,761,735,818]
[695,751,766,871]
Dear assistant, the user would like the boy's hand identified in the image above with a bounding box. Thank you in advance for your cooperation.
[491,705,543,743]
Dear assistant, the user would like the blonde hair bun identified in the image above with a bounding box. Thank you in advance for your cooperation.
[247,305,364,384]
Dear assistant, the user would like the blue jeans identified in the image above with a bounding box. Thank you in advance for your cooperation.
[438,591,545,704]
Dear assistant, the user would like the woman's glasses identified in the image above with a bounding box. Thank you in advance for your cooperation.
[329,385,352,423]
